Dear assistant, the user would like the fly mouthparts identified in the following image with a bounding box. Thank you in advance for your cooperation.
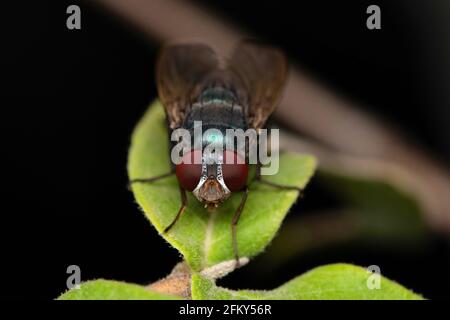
[204,203,219,212]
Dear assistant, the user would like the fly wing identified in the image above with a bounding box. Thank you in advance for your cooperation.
[228,41,288,129]
[156,43,219,129]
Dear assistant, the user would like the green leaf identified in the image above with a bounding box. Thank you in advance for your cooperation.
[319,170,427,242]
[128,101,316,271]
[258,169,430,269]
[191,263,423,300]
[57,279,181,300]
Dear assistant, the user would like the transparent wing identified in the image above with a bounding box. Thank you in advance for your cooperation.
[156,43,219,128]
[228,41,288,129]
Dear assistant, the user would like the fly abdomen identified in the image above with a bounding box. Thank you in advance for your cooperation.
[184,86,247,131]
[200,86,236,107]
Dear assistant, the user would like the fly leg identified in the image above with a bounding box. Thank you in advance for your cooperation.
[231,185,249,268]
[163,185,188,233]
[128,169,175,189]
[253,164,303,193]
[128,169,187,233]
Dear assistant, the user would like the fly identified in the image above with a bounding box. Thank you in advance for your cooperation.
[130,41,301,265]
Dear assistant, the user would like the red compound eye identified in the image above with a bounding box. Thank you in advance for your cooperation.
[222,150,248,192]
[175,150,202,191]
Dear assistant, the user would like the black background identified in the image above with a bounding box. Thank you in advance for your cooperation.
[1,0,449,299]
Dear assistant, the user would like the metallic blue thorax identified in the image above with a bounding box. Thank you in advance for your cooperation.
[183,86,248,150]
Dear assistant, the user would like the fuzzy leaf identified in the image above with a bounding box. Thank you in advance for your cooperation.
[128,101,316,271]
[57,279,181,300]
[191,263,423,300]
